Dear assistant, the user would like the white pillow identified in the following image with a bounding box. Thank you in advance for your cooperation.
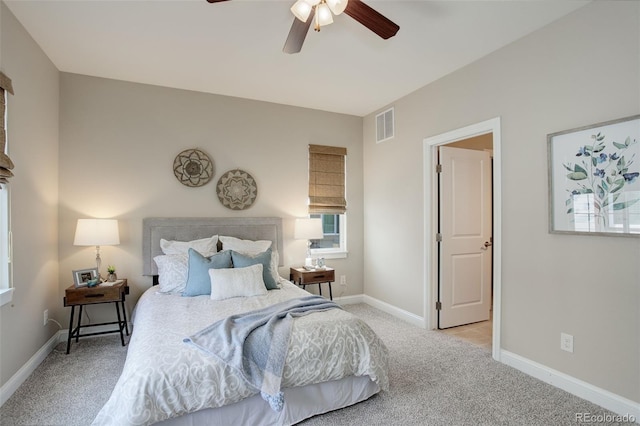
[208,264,268,301]
[219,236,271,254]
[154,254,188,294]
[160,235,218,257]
[270,250,281,287]
[220,236,279,284]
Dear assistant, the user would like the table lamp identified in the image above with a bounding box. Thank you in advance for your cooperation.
[74,218,120,280]
[294,218,323,267]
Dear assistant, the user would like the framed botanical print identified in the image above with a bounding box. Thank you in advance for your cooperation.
[548,114,639,236]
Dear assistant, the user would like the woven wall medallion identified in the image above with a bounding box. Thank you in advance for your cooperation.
[173,149,214,187]
[216,169,258,210]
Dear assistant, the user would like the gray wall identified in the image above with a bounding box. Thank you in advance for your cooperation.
[55,73,364,324]
[363,1,639,402]
[0,2,60,386]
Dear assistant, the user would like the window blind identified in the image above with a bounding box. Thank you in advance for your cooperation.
[0,72,14,189]
[308,144,347,214]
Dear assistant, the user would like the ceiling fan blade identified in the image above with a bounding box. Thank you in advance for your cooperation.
[283,9,315,54]
[206,0,230,3]
[344,0,399,40]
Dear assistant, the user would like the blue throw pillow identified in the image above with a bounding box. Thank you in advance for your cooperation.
[231,248,278,290]
[183,248,233,296]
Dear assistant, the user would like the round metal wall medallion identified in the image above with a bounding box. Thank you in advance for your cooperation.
[217,169,258,210]
[173,149,214,187]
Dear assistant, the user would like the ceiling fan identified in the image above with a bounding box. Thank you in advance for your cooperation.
[205,0,400,54]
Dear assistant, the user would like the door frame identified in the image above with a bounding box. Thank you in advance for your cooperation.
[422,117,502,361]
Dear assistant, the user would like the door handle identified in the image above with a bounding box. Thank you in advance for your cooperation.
[481,241,493,250]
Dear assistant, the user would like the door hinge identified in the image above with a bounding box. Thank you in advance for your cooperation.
[436,233,442,242]
[436,164,442,173]
[436,301,442,310]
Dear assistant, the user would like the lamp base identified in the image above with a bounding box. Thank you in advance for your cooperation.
[304,257,314,268]
[95,246,104,282]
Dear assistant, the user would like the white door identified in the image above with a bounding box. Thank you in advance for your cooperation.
[438,146,492,329]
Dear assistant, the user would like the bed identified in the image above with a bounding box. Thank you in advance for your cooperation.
[92,217,389,426]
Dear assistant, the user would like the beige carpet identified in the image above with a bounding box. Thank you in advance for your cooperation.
[0,304,628,426]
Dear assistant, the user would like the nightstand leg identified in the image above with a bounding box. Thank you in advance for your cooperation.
[115,302,125,346]
[66,305,75,354]
[318,284,322,297]
[76,306,83,343]
[328,282,333,300]
[121,300,129,336]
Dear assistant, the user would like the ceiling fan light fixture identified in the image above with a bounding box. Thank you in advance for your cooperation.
[291,0,313,22]
[326,0,347,15]
[279,0,400,53]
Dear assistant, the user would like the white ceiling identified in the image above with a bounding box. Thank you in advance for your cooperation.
[5,0,588,116]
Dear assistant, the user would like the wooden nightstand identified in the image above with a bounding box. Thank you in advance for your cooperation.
[290,267,335,300]
[63,279,130,354]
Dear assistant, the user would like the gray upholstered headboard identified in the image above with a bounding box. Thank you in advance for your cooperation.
[142,217,284,276]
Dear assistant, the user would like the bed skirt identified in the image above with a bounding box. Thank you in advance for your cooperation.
[156,375,380,426]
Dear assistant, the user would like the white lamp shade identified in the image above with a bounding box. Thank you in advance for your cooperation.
[316,2,334,26]
[326,0,347,15]
[294,218,324,240]
[74,219,120,246]
[291,0,313,22]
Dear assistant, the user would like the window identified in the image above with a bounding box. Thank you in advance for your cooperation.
[0,186,10,303]
[307,145,347,257]
[310,213,346,255]
[0,71,13,305]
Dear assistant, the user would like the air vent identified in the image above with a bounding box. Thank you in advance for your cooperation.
[376,107,394,143]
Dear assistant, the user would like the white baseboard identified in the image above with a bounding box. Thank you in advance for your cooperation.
[334,294,364,305]
[333,293,426,327]
[0,330,64,407]
[501,350,640,421]
[362,294,425,328]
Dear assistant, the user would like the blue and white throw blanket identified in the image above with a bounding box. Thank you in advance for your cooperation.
[184,295,341,412]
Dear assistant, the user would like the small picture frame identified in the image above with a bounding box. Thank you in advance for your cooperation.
[73,267,99,288]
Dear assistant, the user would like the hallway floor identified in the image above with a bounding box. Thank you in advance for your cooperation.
[440,317,492,351]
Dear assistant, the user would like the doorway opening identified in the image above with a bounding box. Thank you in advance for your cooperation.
[423,117,502,361]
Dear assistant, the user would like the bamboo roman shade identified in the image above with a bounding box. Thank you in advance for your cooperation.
[308,144,347,214]
[0,72,14,188]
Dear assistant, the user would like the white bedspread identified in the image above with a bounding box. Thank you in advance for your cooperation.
[92,280,389,426]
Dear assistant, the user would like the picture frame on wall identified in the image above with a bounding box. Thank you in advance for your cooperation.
[548,114,640,237]
[72,267,99,288]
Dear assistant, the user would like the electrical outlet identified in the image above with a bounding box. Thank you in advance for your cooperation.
[560,332,574,353]
[43,309,48,327]
[339,275,346,286]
